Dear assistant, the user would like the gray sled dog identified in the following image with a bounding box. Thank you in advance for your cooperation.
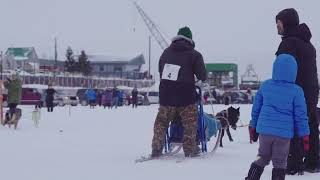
[3,108,22,129]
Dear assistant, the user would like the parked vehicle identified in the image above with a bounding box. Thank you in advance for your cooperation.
[51,89,79,106]
[137,94,145,105]
[63,96,80,106]
[142,91,159,104]
[222,91,249,104]
[52,97,79,106]
[148,91,159,104]
[53,97,63,106]
[3,88,41,106]
[22,88,41,105]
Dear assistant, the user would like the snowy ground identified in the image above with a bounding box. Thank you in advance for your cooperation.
[0,104,318,180]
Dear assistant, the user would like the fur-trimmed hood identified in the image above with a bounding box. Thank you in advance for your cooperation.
[172,35,195,46]
[170,35,195,51]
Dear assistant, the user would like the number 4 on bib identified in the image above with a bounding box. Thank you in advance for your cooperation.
[162,64,181,81]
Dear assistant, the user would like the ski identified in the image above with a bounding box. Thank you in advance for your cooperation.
[175,153,209,163]
[135,155,157,163]
[237,124,249,128]
[175,156,186,163]
[135,154,173,163]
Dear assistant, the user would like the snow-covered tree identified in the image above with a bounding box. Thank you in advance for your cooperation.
[64,47,77,73]
[78,50,92,76]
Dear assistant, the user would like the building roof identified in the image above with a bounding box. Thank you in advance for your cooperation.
[38,59,65,67]
[129,54,145,65]
[5,47,35,60]
[38,54,145,67]
[88,54,145,65]
[205,63,238,72]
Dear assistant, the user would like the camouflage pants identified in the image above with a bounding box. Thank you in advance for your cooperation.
[151,104,199,156]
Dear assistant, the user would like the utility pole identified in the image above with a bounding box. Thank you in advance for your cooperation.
[0,51,3,124]
[33,62,35,74]
[54,37,58,83]
[0,51,3,80]
[148,36,151,78]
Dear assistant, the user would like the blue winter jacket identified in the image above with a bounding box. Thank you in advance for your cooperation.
[86,89,97,101]
[250,54,310,138]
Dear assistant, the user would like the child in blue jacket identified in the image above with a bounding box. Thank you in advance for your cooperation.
[245,54,310,180]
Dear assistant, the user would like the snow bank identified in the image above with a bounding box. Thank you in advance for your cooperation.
[0,105,318,180]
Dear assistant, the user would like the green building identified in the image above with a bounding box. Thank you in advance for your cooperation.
[205,63,238,89]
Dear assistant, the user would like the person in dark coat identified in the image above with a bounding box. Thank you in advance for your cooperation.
[151,26,207,157]
[97,90,102,107]
[45,84,56,112]
[111,87,119,108]
[275,8,320,174]
[246,88,253,104]
[131,87,138,108]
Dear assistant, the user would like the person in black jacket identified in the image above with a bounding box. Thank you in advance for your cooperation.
[45,84,56,112]
[275,8,320,174]
[111,87,119,109]
[131,87,138,108]
[151,26,207,158]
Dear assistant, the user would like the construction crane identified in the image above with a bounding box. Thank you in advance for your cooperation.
[133,2,169,50]
[239,64,260,90]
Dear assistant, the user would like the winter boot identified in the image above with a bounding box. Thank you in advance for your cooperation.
[304,161,320,173]
[272,168,286,180]
[245,163,264,180]
[304,167,320,173]
[151,149,162,158]
[184,146,200,157]
[285,169,298,175]
[185,150,200,157]
[286,161,304,175]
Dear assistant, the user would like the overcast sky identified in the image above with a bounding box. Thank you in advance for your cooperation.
[0,0,319,80]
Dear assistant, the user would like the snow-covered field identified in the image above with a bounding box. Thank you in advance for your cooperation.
[0,104,318,180]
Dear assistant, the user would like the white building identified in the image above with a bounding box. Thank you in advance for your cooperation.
[3,47,39,73]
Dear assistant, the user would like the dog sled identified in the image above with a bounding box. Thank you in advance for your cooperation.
[135,85,244,163]
[163,86,224,156]
[135,86,223,163]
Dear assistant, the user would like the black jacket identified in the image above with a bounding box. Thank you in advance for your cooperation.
[131,89,138,100]
[276,23,319,110]
[158,37,207,106]
[45,88,56,105]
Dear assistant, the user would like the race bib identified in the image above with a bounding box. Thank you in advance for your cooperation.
[161,64,181,81]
